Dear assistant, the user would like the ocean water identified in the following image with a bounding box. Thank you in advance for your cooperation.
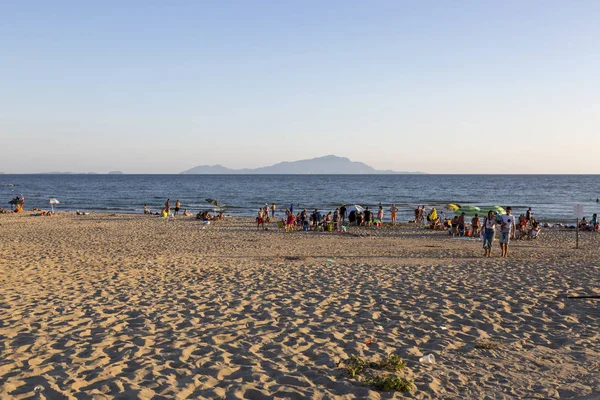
[1,174,599,223]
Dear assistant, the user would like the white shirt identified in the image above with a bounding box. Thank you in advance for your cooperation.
[501,214,515,232]
[485,217,496,230]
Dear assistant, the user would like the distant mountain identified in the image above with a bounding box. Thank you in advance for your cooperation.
[181,155,424,175]
[108,171,124,174]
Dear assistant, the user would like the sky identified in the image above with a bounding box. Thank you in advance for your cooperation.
[1,1,599,174]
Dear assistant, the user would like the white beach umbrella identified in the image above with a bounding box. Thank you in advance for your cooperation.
[49,198,60,212]
[346,204,365,214]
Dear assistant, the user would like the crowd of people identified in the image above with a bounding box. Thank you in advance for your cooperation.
[256,203,401,231]
[140,199,598,259]
[423,207,542,241]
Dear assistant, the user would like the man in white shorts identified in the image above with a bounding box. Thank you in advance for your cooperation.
[500,207,515,258]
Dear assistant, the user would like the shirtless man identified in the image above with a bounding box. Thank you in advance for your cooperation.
[390,203,398,225]
[457,212,466,236]
[257,208,265,230]
[471,214,481,236]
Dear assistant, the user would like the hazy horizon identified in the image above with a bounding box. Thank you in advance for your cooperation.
[2,1,599,174]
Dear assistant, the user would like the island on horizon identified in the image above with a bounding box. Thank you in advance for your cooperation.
[180,155,424,175]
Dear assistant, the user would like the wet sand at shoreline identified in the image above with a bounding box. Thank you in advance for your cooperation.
[1,213,599,399]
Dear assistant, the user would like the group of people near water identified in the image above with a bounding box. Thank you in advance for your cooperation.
[257,203,400,231]
[144,199,224,222]
[427,206,546,257]
[254,201,555,258]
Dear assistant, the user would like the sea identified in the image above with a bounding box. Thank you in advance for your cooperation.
[1,174,599,223]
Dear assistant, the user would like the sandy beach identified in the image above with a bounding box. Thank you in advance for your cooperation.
[1,212,599,399]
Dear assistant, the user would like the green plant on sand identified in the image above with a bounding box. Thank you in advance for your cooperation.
[338,354,413,392]
[364,374,414,392]
[339,355,366,378]
[368,354,406,371]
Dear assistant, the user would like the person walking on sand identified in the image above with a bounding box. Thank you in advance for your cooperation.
[174,200,181,216]
[165,199,171,214]
[500,207,516,258]
[482,210,497,257]
[390,203,398,225]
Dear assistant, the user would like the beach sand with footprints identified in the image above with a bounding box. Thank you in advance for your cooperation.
[1,213,599,399]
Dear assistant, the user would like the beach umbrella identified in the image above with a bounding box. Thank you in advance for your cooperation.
[346,205,365,214]
[49,198,60,212]
[455,205,481,216]
[446,204,459,211]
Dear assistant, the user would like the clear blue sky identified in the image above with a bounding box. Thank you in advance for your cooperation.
[2,1,599,173]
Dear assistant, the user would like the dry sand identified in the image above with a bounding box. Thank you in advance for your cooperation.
[1,212,599,399]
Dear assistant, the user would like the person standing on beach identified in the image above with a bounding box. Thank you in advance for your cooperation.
[333,208,340,229]
[390,204,398,225]
[340,204,347,223]
[165,199,171,214]
[482,210,497,257]
[264,203,270,222]
[500,207,516,258]
[364,207,372,227]
[377,205,384,224]
[257,208,265,230]
[471,214,481,236]
[526,207,533,222]
[174,200,181,216]
[272,203,276,219]
[310,209,318,230]
[457,212,466,236]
